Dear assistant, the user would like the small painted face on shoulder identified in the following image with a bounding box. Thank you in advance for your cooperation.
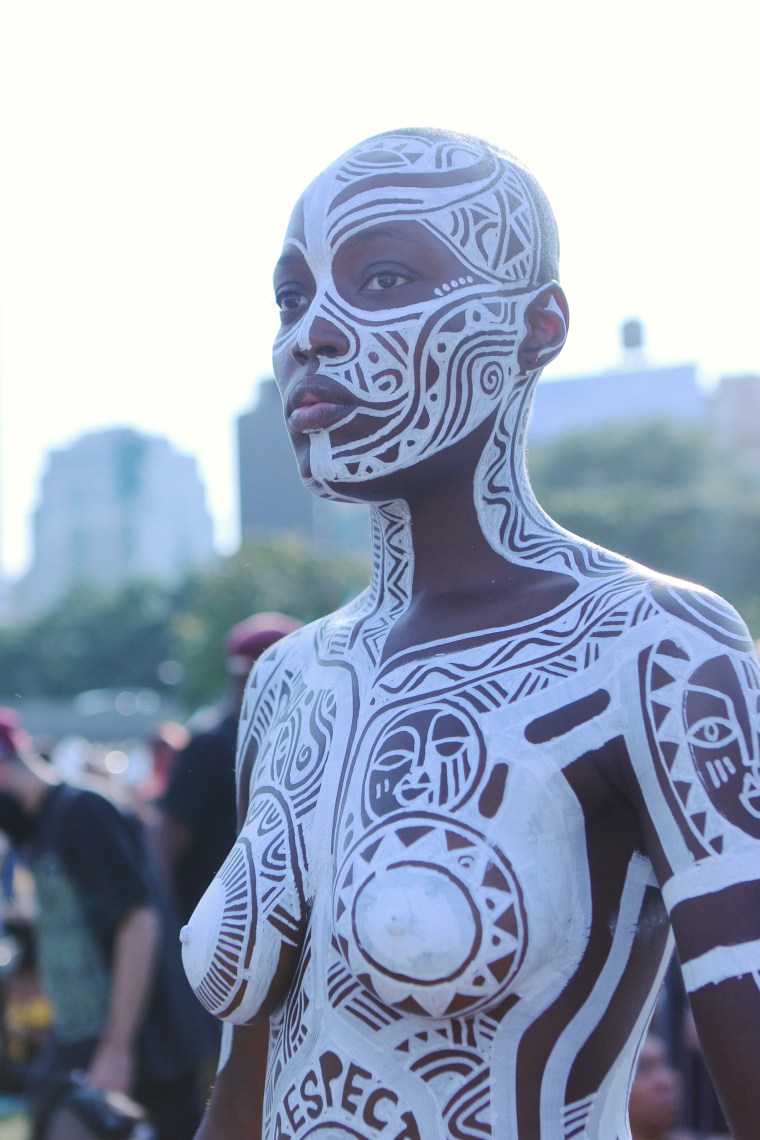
[272,130,550,496]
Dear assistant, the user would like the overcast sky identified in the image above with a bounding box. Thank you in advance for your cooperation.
[0,0,758,578]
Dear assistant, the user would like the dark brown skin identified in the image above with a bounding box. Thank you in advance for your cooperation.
[197,1023,269,1140]
[193,174,760,1139]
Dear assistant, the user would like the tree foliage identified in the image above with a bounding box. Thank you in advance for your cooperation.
[4,419,758,711]
[527,418,760,635]
[1,538,369,710]
[0,582,176,699]
[171,538,369,708]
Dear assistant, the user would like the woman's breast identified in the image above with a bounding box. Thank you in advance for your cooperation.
[326,695,595,1020]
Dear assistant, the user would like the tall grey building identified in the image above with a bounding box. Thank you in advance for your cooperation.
[17,427,215,618]
[712,373,760,475]
[238,378,313,539]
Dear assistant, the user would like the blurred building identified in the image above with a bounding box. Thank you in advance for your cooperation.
[16,428,215,618]
[530,320,708,443]
[711,373,760,475]
[530,360,708,443]
[238,378,313,538]
[237,378,370,556]
[530,322,760,475]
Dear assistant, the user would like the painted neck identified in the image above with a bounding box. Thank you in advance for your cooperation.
[475,371,620,578]
[362,370,618,621]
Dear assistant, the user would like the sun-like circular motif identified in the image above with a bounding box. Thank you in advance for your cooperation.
[333,812,527,1018]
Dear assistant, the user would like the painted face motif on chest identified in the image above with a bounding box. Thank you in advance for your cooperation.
[273,132,545,493]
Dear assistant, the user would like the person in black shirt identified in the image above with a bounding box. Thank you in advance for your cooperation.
[0,709,212,1140]
[152,612,301,926]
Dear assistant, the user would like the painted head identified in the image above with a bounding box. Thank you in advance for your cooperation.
[272,127,568,500]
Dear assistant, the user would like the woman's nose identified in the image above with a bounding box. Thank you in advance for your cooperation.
[292,311,350,363]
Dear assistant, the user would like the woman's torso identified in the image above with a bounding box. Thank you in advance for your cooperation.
[183,571,700,1138]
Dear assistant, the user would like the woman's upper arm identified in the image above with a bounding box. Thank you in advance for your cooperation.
[626,602,760,1137]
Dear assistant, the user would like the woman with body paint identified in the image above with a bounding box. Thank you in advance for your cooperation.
[183,129,760,1139]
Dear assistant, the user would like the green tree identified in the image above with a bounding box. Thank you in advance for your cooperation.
[0,539,370,709]
[172,537,369,708]
[527,419,760,636]
[0,580,177,697]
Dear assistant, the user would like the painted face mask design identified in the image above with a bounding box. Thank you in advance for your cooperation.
[273,132,551,496]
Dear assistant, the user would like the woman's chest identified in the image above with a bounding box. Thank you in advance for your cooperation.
[249,647,629,1016]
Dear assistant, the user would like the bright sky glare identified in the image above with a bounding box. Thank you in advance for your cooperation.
[0,0,757,578]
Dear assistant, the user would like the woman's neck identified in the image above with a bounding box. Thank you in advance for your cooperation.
[361,457,576,661]
[355,378,623,656]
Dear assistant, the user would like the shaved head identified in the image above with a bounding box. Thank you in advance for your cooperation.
[273,128,565,497]
[304,127,560,288]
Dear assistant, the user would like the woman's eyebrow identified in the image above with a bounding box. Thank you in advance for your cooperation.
[274,251,304,272]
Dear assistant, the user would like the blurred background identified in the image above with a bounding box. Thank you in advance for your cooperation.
[0,3,756,1133]
[0,0,758,762]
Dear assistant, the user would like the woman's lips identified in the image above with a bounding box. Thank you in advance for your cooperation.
[287,379,357,434]
[289,400,355,433]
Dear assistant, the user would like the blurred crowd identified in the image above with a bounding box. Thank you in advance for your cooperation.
[0,612,299,1139]
[0,615,744,1138]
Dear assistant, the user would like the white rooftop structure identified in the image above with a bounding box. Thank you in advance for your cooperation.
[529,361,707,444]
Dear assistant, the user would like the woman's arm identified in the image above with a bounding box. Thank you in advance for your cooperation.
[628,600,760,1138]
[195,1022,269,1140]
[87,904,160,1093]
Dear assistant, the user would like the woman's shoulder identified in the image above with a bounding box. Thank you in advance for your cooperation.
[585,552,755,660]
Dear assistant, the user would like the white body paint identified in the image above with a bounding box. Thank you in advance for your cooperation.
[182,131,760,1137]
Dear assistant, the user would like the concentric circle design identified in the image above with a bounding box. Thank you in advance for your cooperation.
[333,813,527,1017]
[353,862,480,984]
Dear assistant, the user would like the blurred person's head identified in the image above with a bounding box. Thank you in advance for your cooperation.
[0,709,58,846]
[225,612,302,711]
[0,709,30,763]
[151,721,190,776]
[140,721,192,803]
[629,1033,683,1140]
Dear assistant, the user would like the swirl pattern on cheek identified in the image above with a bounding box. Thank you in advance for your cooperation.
[273,131,544,491]
[316,292,527,484]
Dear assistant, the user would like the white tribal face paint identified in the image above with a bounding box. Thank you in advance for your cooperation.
[272,130,558,498]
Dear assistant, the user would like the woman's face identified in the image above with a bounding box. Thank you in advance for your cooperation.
[272,133,542,498]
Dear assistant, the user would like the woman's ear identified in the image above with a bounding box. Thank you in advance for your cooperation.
[518,282,569,372]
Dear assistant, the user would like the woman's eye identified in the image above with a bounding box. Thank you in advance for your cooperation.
[363,271,409,292]
[275,288,308,314]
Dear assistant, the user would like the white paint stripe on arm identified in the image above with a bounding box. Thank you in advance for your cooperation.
[682,939,760,992]
[662,856,760,910]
